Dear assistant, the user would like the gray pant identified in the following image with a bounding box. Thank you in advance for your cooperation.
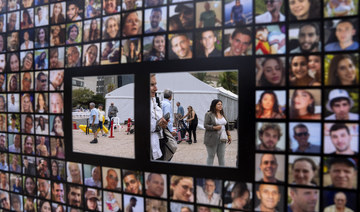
[206,142,226,166]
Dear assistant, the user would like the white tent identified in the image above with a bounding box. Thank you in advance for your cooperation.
[105,83,134,123]
[104,72,238,128]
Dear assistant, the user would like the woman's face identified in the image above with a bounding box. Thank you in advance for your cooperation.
[24,53,33,70]
[172,178,193,201]
[38,29,45,42]
[39,117,44,125]
[289,0,310,20]
[215,101,223,111]
[24,32,29,41]
[86,46,97,64]
[25,137,33,153]
[337,58,356,85]
[69,26,78,41]
[54,116,63,134]
[25,177,35,194]
[23,11,29,21]
[23,96,31,111]
[154,36,165,53]
[0,97,4,109]
[291,56,308,79]
[308,55,321,72]
[55,206,64,212]
[261,93,274,110]
[41,201,51,212]
[10,76,17,90]
[87,198,97,210]
[50,51,59,67]
[123,12,140,36]
[54,3,62,16]
[129,42,135,50]
[38,94,45,107]
[12,198,21,211]
[53,26,60,36]
[10,54,19,71]
[106,18,119,38]
[263,59,282,85]
[53,71,64,86]
[91,20,97,30]
[232,191,250,209]
[294,90,313,110]
[52,162,58,175]
[293,160,315,185]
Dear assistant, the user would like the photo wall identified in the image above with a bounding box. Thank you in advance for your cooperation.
[0,0,359,211]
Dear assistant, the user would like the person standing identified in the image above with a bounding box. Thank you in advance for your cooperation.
[182,105,198,144]
[204,99,231,166]
[98,104,106,137]
[89,102,99,144]
[107,102,118,129]
[161,89,176,136]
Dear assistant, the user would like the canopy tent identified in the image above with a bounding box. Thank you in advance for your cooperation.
[105,72,238,128]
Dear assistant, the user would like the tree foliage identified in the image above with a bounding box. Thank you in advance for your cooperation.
[217,72,238,94]
[72,88,95,108]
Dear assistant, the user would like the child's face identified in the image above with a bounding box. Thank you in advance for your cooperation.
[256,30,268,41]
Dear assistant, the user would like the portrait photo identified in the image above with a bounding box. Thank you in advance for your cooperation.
[255,24,286,55]
[84,188,102,211]
[66,162,83,184]
[7,11,20,31]
[35,92,49,113]
[324,53,359,86]
[143,35,166,61]
[102,167,121,191]
[169,3,194,31]
[22,135,35,154]
[144,172,167,198]
[289,122,321,154]
[34,5,49,27]
[288,22,321,54]
[20,51,34,71]
[122,170,143,194]
[324,18,359,52]
[323,122,359,155]
[289,55,322,86]
[49,69,64,91]
[122,10,142,37]
[0,53,5,72]
[8,114,20,133]
[83,18,101,42]
[0,73,4,91]
[20,29,35,50]
[101,40,120,65]
[35,115,49,135]
[196,178,222,206]
[324,0,358,17]
[196,0,222,28]
[223,181,252,211]
[35,27,49,48]
[228,30,257,57]
[83,43,100,66]
[65,45,82,68]
[50,137,65,159]
[170,202,193,212]
[256,122,286,151]
[255,0,285,23]
[145,199,167,212]
[0,115,6,131]
[7,53,20,72]
[323,157,357,189]
[7,94,20,113]
[254,183,284,211]
[7,73,19,92]
[324,88,359,120]
[144,7,167,34]
[0,94,5,112]
[34,49,48,70]
[50,2,66,24]
[195,30,222,58]
[288,155,320,186]
[85,0,101,18]
[49,47,65,69]
[122,0,142,11]
[255,153,285,183]
[35,71,48,92]
[256,56,285,87]
[322,190,356,212]
[9,155,21,173]
[21,8,35,29]
[289,89,322,120]
[103,191,122,212]
[122,38,141,63]
[168,33,193,60]
[124,194,144,211]
[169,175,193,202]
[36,157,51,177]
[35,136,50,157]
[21,71,34,92]
[50,24,66,46]
[66,0,84,21]
[255,90,286,119]
[8,0,20,11]
[144,0,167,7]
[49,92,64,114]
[224,0,252,26]
[0,14,5,32]
[49,115,64,137]
[66,22,83,44]
[22,114,35,132]
[84,164,102,188]
[8,134,21,153]
[21,0,34,9]
[102,0,121,15]
[288,187,319,212]
[103,15,121,40]
[288,0,320,21]
[7,32,19,52]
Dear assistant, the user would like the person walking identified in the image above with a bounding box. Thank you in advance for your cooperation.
[107,102,118,129]
[89,102,99,144]
[181,106,198,144]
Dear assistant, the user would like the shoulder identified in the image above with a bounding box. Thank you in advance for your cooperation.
[325,42,339,50]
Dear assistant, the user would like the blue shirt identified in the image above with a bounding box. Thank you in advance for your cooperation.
[177,105,184,117]
[231,5,244,22]
[161,99,174,132]
[89,108,99,124]
[325,41,359,51]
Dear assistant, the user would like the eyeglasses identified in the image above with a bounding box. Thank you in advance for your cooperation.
[40,79,47,83]
[0,197,7,202]
[295,132,309,137]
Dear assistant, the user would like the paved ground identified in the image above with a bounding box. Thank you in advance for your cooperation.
[73,126,238,167]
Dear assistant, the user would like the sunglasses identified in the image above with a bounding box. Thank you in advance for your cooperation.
[295,132,309,137]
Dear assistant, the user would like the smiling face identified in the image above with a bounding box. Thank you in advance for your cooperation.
[308,55,321,72]
[289,0,310,20]
[25,177,35,195]
[150,11,161,29]
[291,56,308,80]
[53,116,63,135]
[330,128,352,153]
[261,93,275,111]
[146,174,164,197]
[263,59,282,85]
[171,35,191,59]
[153,36,165,53]
[24,136,33,153]
[256,184,280,210]
[293,160,315,185]
[106,18,119,38]
[53,3,62,16]
[67,4,79,21]
[50,93,63,113]
[201,31,216,52]
[23,53,33,70]
[38,28,46,42]
[259,154,278,180]
[69,26,78,41]
[329,163,355,189]
[124,174,141,194]
[230,33,251,56]
[104,0,117,14]
[10,54,19,72]
[298,25,319,52]
[336,58,356,85]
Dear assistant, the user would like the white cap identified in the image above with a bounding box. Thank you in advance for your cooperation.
[326,89,353,112]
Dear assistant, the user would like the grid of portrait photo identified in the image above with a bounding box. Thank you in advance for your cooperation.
[0,0,359,211]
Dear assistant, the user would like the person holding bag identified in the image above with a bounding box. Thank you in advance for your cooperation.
[204,99,231,166]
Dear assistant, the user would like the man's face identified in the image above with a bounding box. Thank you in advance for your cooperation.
[14,135,20,147]
[0,55,4,72]
[68,187,82,207]
[299,25,319,52]
[204,180,216,196]
[336,22,355,44]
[294,127,309,147]
[171,35,191,59]
[106,170,119,189]
[67,4,79,20]
[38,75,47,91]
[330,128,352,153]
[124,174,140,194]
[329,163,355,189]
[256,184,280,210]
[0,75,4,87]
[38,179,49,198]
[104,0,116,13]
[9,14,16,30]
[201,31,216,51]
[37,9,42,19]
[259,154,278,179]
[150,76,157,98]
[290,188,318,212]
[125,0,136,9]
[67,48,79,65]
[130,199,137,206]
[331,100,351,120]
[25,117,33,133]
[93,167,100,181]
[150,11,162,29]
[0,193,9,209]
[22,73,32,91]
[259,128,280,150]
[230,33,251,56]
[266,0,282,13]
[10,32,18,46]
[52,183,64,202]
[334,193,347,209]
[69,164,80,181]
[179,8,193,28]
[0,137,4,148]
[146,174,164,197]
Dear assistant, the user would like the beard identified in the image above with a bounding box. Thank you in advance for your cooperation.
[300,41,319,53]
[151,21,159,29]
